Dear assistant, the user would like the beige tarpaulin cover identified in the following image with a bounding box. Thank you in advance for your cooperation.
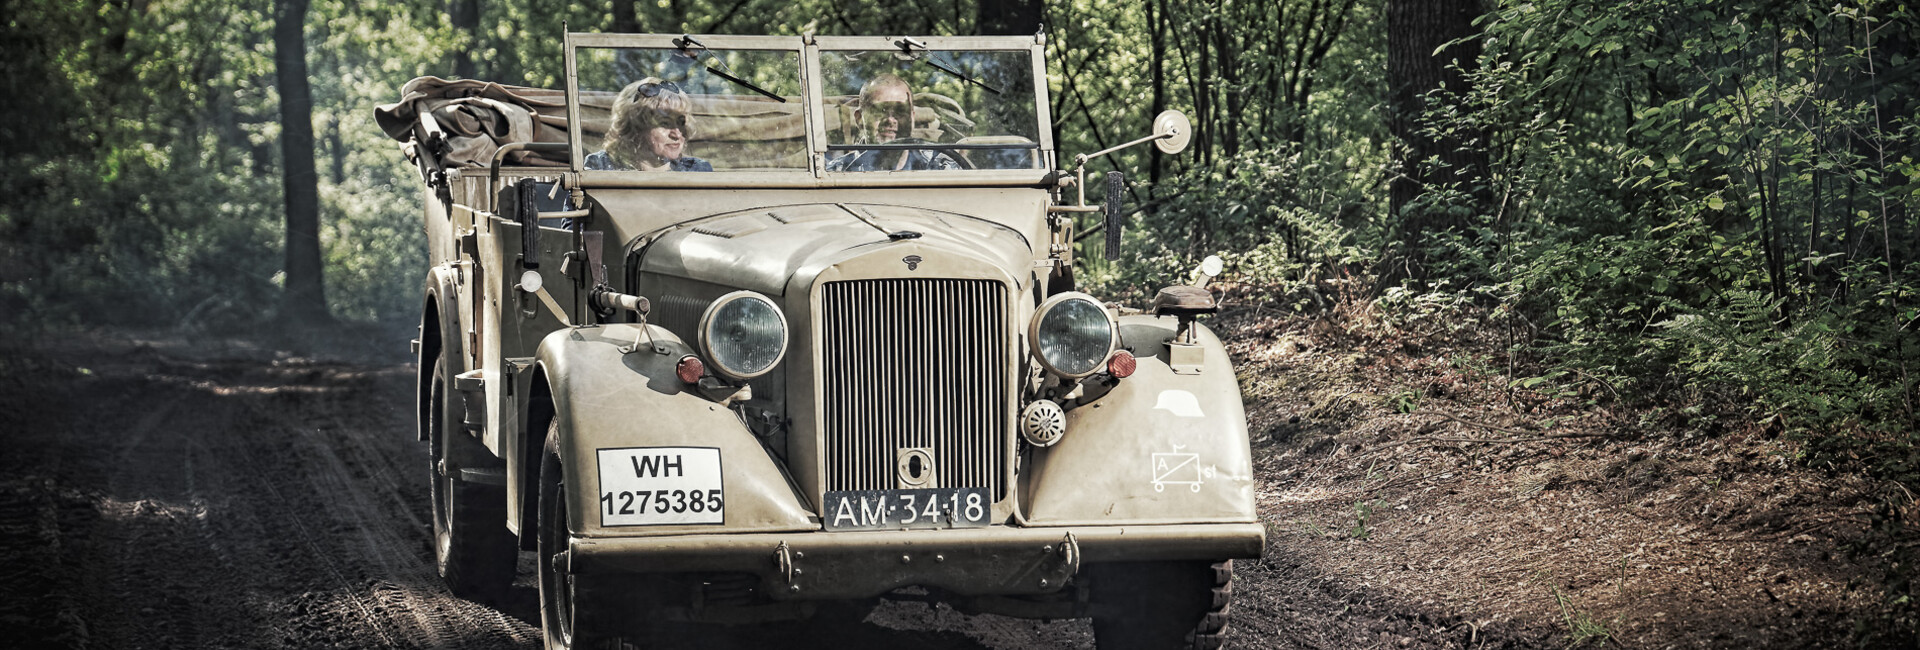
[375,77,597,168]
[376,76,974,170]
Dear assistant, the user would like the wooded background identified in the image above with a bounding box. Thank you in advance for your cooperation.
[2,0,1915,479]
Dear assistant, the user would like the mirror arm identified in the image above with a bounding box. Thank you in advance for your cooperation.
[1075,131,1173,167]
[1068,130,1175,208]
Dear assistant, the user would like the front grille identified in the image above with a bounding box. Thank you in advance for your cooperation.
[819,279,1009,499]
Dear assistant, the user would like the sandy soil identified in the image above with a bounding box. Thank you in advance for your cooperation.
[0,324,1911,649]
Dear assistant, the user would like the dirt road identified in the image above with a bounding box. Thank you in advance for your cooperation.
[0,333,1115,649]
[5,329,1894,649]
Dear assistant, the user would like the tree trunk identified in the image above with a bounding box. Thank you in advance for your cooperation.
[275,0,330,326]
[1213,12,1241,159]
[975,0,1042,35]
[1148,0,1166,184]
[448,0,480,79]
[1387,0,1488,282]
[611,0,638,33]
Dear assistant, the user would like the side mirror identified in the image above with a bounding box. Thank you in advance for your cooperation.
[1191,255,1223,287]
[1104,171,1124,260]
[1152,110,1192,155]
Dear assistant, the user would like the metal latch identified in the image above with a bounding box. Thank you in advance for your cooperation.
[773,541,797,591]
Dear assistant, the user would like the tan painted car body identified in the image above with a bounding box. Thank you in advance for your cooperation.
[411,32,1262,622]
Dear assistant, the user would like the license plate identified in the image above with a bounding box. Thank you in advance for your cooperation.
[822,487,990,531]
[596,447,724,527]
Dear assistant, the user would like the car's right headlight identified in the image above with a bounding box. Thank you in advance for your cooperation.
[1028,292,1118,378]
[697,291,788,380]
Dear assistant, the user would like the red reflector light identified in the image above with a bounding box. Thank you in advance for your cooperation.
[1107,350,1136,379]
[676,356,705,384]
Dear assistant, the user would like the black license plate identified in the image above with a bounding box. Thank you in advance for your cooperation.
[822,487,990,531]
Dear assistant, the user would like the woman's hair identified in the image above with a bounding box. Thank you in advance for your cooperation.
[604,76,695,168]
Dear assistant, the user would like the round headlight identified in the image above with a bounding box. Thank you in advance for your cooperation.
[697,291,788,380]
[1028,292,1118,378]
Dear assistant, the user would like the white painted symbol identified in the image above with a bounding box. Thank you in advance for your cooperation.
[1152,443,1204,493]
[1153,390,1205,418]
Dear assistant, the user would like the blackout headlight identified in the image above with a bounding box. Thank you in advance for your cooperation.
[697,291,788,380]
[1028,292,1118,378]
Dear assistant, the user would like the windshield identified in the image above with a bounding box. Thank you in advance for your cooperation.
[820,49,1042,172]
[575,47,805,171]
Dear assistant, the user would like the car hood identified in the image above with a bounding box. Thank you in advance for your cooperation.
[635,202,1034,296]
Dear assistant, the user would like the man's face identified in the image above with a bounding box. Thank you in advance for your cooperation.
[861,84,912,142]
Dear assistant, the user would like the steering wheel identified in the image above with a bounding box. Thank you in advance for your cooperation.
[883,138,975,170]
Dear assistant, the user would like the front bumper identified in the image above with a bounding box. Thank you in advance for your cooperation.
[567,522,1266,601]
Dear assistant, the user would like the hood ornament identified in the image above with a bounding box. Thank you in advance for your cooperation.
[902,254,923,271]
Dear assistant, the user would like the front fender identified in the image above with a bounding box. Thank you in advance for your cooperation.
[1019,316,1257,526]
[536,324,816,538]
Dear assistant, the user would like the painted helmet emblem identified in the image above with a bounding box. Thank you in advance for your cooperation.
[902,255,923,271]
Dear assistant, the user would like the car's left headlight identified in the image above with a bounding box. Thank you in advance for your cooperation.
[698,291,788,380]
[1028,292,1118,378]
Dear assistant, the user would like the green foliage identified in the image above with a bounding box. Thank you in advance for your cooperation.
[1547,580,1615,646]
[1437,0,1920,478]
[1086,143,1388,306]
[1349,499,1377,539]
[1,0,459,330]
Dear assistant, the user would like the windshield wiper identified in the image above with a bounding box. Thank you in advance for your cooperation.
[892,38,1002,96]
[923,55,1002,96]
[674,35,787,103]
[703,66,784,102]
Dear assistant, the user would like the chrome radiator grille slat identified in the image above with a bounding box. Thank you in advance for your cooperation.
[820,279,1008,499]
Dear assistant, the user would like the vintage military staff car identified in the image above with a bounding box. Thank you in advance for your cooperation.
[378,31,1262,650]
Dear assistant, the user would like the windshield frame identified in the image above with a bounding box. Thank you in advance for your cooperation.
[564,32,809,178]
[563,32,1055,187]
[807,35,1055,174]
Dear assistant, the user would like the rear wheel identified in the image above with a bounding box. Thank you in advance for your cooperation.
[428,356,516,601]
[1089,560,1233,650]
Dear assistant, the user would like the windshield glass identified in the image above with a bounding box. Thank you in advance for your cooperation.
[575,47,805,171]
[820,49,1041,172]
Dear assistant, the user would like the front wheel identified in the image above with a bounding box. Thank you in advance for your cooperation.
[1089,560,1234,650]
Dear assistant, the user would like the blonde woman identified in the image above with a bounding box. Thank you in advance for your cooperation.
[586,77,713,172]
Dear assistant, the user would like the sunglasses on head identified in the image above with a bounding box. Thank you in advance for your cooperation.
[639,81,684,97]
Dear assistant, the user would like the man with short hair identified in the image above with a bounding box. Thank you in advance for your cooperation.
[827,73,959,172]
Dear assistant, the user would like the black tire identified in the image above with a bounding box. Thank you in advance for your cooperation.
[428,356,516,602]
[538,428,611,650]
[1089,560,1234,650]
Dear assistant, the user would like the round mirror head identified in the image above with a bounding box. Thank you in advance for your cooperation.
[1153,110,1193,155]
[1201,255,1224,278]
[518,270,543,293]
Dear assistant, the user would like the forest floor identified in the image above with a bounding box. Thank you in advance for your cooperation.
[1212,296,1918,649]
[0,318,1912,649]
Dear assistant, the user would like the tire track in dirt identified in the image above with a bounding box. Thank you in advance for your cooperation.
[0,342,542,649]
[217,363,538,649]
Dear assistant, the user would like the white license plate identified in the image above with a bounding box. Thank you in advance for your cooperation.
[596,447,724,526]
[822,487,990,531]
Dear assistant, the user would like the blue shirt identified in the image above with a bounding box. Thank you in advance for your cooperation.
[584,150,714,172]
[825,148,960,172]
